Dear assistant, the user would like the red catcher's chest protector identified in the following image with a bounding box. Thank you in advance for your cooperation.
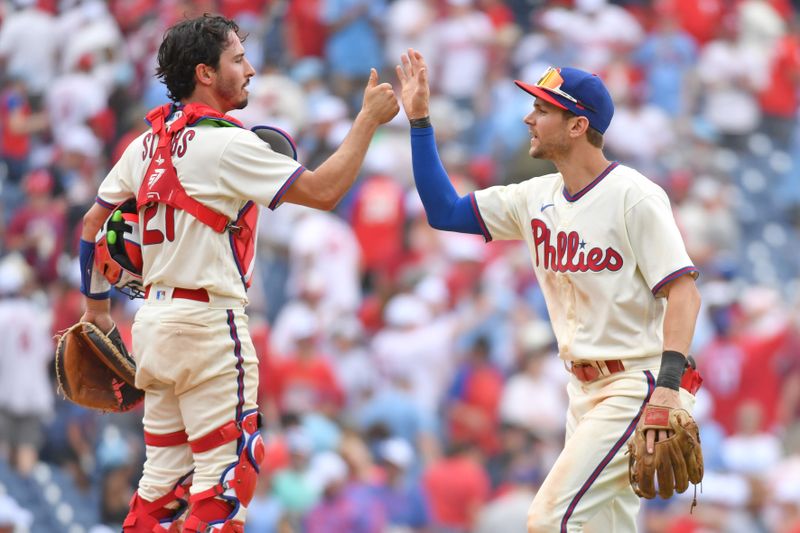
[137,103,258,289]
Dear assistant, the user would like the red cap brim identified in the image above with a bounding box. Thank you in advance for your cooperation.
[514,80,568,110]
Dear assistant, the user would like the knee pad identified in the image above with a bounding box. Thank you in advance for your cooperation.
[183,410,265,531]
[122,473,192,532]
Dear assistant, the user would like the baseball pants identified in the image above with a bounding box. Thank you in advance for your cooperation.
[131,291,258,511]
[527,356,695,533]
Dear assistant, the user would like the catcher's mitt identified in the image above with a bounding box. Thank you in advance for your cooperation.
[55,322,143,412]
[628,405,703,500]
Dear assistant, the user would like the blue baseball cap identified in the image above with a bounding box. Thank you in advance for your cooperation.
[515,67,614,134]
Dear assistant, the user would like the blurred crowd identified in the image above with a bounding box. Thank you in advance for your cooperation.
[1,0,800,531]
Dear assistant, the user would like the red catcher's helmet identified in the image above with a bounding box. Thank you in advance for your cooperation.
[94,199,143,298]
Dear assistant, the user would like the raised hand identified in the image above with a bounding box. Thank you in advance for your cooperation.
[396,48,430,120]
[361,68,400,125]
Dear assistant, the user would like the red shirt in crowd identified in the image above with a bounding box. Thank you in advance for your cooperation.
[349,174,405,277]
[423,453,490,530]
[269,353,344,412]
[758,33,800,118]
[1,88,31,159]
[286,0,326,58]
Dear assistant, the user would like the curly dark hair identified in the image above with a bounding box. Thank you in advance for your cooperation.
[155,14,245,102]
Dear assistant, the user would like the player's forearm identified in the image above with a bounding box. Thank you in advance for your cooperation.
[82,202,111,241]
[410,126,482,234]
[661,275,701,356]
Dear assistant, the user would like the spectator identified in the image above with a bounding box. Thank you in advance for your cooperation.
[722,400,783,476]
[304,451,386,532]
[0,254,54,476]
[694,14,763,150]
[5,169,67,285]
[271,429,319,518]
[422,440,490,532]
[474,465,539,533]
[268,310,345,415]
[322,0,386,105]
[0,76,48,186]
[757,16,800,150]
[498,321,566,440]
[372,437,431,531]
[0,0,58,97]
[348,172,407,284]
[634,13,698,117]
[445,336,504,455]
[325,315,377,411]
[430,0,493,110]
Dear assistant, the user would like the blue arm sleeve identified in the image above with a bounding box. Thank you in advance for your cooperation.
[80,239,110,300]
[410,127,488,238]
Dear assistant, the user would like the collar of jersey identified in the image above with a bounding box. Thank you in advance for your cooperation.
[562,161,619,202]
[144,102,244,129]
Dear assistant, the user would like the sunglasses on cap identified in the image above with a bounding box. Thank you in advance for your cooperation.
[536,67,597,113]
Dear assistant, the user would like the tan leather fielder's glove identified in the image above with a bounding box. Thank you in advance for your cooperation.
[628,405,704,499]
[55,322,144,412]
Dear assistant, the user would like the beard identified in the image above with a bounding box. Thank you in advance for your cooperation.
[216,77,249,110]
[530,132,570,160]
[233,96,248,110]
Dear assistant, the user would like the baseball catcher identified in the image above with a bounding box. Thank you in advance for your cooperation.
[55,127,298,415]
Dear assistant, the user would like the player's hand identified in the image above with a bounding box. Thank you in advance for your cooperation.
[81,297,115,334]
[360,68,399,126]
[643,386,681,454]
[396,48,431,120]
[80,312,115,334]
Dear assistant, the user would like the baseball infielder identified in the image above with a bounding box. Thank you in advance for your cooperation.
[397,50,702,532]
[78,15,398,532]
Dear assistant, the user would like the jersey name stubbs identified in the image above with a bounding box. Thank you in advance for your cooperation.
[530,218,623,273]
[141,129,196,160]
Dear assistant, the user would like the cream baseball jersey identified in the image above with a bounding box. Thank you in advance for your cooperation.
[473,162,698,361]
[97,118,304,301]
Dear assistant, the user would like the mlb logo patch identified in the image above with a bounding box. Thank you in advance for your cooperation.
[156,290,166,301]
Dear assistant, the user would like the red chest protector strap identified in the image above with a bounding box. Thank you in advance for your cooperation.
[136,103,242,233]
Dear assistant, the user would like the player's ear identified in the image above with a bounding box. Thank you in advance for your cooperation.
[195,63,215,87]
[568,115,591,139]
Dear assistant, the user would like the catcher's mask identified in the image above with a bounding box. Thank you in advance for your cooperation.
[95,199,143,298]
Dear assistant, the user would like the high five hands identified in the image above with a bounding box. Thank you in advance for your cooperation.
[359,49,431,126]
[396,48,431,121]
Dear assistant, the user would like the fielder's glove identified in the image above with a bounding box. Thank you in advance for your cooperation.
[628,405,704,500]
[55,322,144,412]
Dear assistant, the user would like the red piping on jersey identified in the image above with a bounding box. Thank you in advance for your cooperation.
[562,161,619,202]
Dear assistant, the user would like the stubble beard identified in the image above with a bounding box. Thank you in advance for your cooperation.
[531,134,569,161]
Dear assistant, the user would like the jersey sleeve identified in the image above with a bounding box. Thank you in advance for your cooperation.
[625,192,698,297]
[218,130,305,209]
[472,182,528,241]
[96,142,138,208]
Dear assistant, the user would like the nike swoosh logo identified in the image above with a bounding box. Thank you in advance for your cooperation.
[540,203,555,212]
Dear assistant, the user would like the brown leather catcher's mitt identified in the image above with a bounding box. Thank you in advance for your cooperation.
[628,405,704,499]
[55,322,143,412]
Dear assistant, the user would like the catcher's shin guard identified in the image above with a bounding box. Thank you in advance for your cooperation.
[183,410,265,532]
[122,473,192,532]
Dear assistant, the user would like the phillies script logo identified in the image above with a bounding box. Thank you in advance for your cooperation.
[531,219,623,272]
